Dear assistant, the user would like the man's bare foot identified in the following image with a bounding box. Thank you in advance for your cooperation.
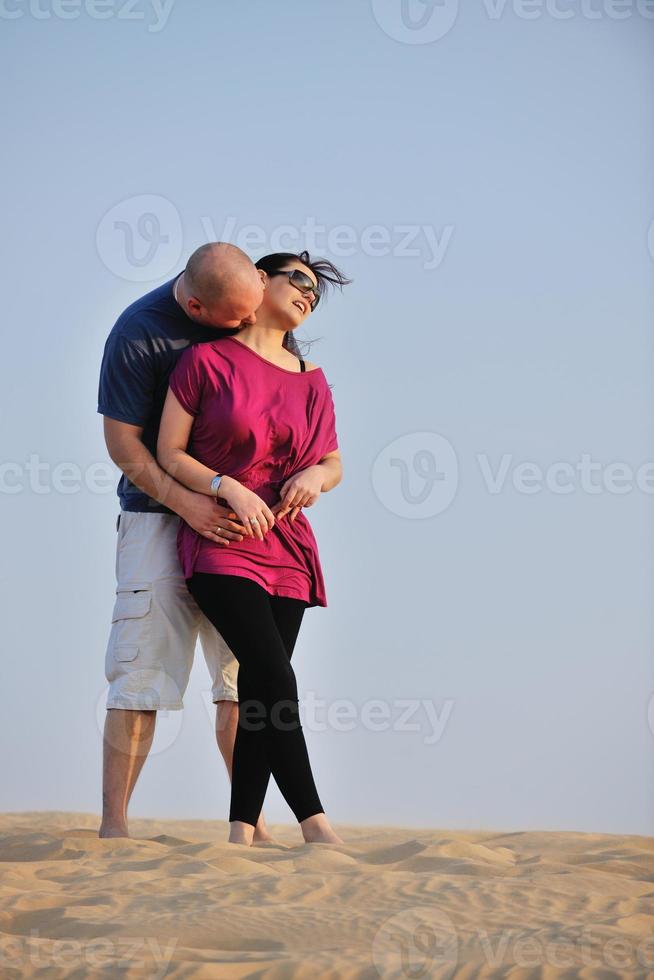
[300,813,344,845]
[98,821,129,839]
[228,821,255,846]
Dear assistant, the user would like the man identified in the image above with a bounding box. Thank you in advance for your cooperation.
[97,242,273,840]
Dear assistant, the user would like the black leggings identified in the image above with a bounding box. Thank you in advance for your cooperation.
[187,572,324,827]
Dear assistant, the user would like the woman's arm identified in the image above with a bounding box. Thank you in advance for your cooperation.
[272,451,343,520]
[157,386,277,539]
[157,387,222,496]
[316,451,342,493]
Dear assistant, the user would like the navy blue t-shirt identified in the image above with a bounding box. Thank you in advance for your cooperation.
[97,276,235,513]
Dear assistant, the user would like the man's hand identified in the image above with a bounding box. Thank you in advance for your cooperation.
[178,491,247,545]
[271,466,325,522]
[102,418,249,546]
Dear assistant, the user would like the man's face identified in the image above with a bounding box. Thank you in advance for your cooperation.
[199,278,265,329]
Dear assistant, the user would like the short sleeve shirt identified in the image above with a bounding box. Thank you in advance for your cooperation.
[168,336,339,607]
[97,277,233,512]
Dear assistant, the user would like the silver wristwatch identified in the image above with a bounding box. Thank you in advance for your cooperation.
[210,474,223,496]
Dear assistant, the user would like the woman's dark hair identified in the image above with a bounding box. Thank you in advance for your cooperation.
[255,250,351,358]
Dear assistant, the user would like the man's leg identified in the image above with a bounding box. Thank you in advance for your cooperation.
[100,512,197,839]
[215,699,237,772]
[100,708,156,838]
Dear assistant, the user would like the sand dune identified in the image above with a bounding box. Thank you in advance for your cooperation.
[0,813,652,978]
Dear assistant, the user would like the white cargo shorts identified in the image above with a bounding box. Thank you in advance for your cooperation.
[105,511,239,711]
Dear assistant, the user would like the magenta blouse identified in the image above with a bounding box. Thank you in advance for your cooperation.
[168,336,339,607]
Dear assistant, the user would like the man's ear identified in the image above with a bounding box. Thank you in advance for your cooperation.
[187,296,203,317]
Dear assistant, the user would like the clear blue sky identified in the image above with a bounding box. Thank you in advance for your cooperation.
[2,1,653,834]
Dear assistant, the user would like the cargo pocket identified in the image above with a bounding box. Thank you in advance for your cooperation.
[108,582,152,663]
[111,584,152,622]
[114,644,139,662]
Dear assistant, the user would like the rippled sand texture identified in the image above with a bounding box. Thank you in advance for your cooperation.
[0,812,652,978]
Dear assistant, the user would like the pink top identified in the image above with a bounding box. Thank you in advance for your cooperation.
[168,335,339,607]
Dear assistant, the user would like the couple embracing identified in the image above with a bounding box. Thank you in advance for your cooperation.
[97,242,349,846]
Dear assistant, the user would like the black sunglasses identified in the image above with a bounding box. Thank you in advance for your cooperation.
[268,268,321,310]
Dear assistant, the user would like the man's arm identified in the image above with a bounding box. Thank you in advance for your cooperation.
[103,417,245,544]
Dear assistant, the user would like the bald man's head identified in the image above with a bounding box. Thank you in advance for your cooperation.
[180,243,264,328]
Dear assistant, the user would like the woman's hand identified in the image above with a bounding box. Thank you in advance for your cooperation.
[272,466,325,522]
[178,492,247,546]
[219,476,276,541]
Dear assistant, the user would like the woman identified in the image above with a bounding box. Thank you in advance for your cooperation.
[157,250,350,846]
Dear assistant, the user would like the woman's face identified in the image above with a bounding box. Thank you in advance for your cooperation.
[260,260,319,329]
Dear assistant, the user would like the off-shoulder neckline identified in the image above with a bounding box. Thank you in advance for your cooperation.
[220,336,324,376]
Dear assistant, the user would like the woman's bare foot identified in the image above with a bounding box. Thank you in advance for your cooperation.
[300,813,344,845]
[228,821,255,845]
[253,814,275,844]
